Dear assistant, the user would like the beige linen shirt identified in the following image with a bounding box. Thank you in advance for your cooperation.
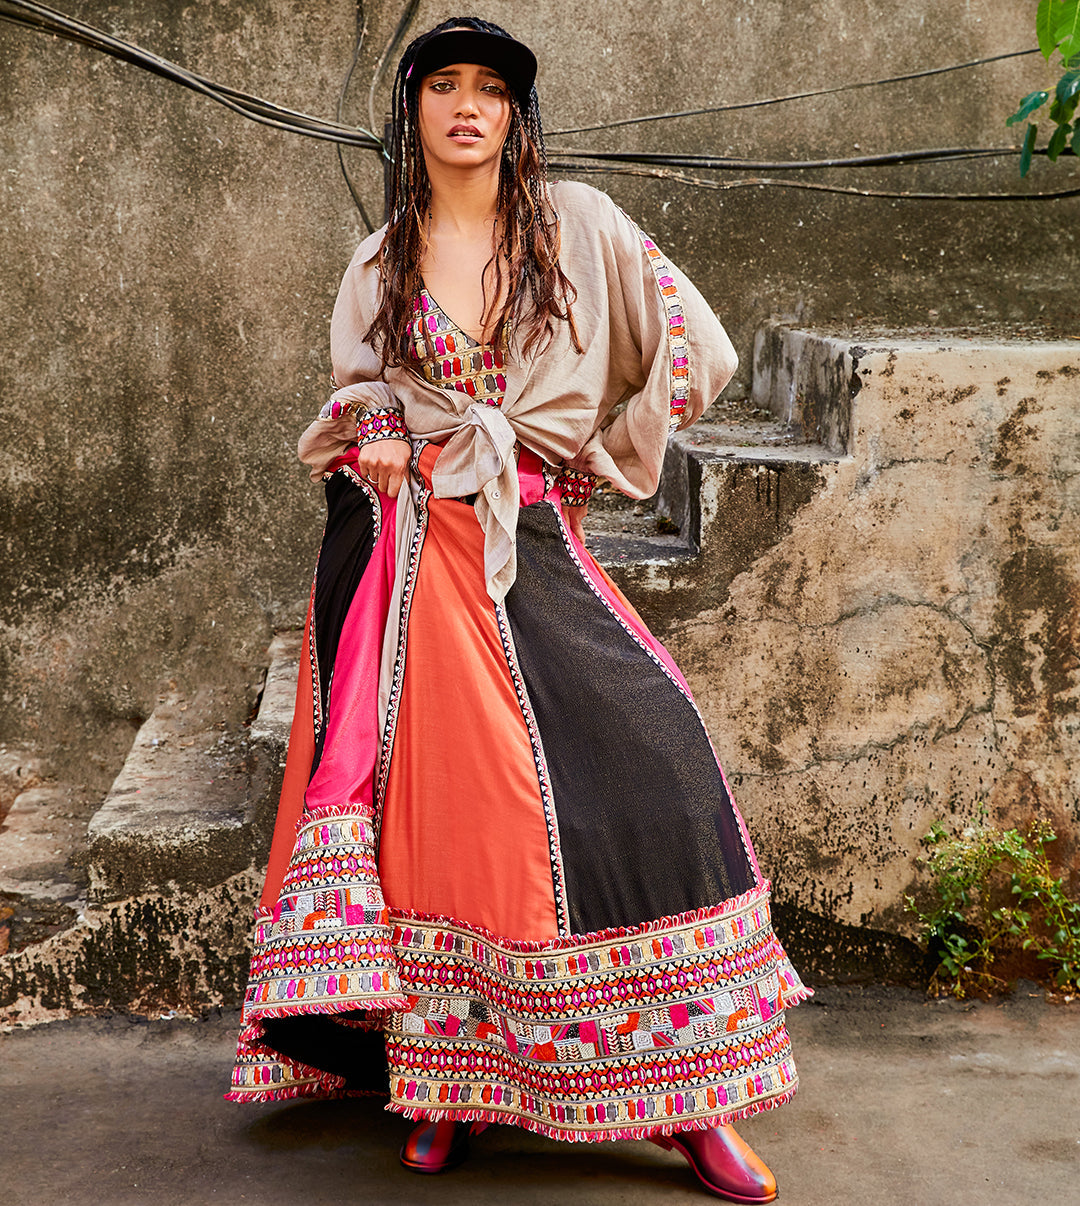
[299,180,737,601]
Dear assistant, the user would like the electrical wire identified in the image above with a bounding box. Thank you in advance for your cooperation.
[335,1,377,234]
[546,48,1043,136]
[0,1,1076,204]
[550,146,1029,172]
[553,161,1080,202]
[0,0,384,149]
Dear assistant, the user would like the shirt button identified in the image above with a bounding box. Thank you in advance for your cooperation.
[491,490,500,499]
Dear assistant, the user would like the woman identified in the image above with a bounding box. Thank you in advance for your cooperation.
[228,18,807,1203]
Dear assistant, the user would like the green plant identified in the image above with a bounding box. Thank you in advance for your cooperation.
[905,813,1080,998]
[1008,0,1080,175]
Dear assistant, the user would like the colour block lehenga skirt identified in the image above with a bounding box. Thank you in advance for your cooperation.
[227,438,809,1141]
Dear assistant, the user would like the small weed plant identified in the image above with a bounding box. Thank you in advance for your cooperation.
[905,812,1080,998]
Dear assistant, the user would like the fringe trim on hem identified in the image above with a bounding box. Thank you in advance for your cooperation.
[385,1083,800,1144]
[228,1010,397,1106]
[226,1040,347,1104]
[241,996,411,1028]
[388,878,777,956]
[225,1083,389,1105]
[302,802,375,826]
[225,1081,345,1105]
[779,983,815,1008]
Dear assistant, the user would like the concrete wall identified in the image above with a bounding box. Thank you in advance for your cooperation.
[1,1,1078,976]
[2,0,366,783]
[693,333,1079,972]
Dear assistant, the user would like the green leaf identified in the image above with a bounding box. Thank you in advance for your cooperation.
[1053,1,1080,58]
[1021,122,1038,176]
[1057,69,1080,106]
[1038,0,1058,58]
[1008,89,1050,126]
[1048,121,1070,160]
[1051,71,1080,125]
[1049,94,1074,123]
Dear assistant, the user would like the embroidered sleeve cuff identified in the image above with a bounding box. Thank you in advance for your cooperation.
[318,396,357,420]
[356,407,409,448]
[557,467,598,506]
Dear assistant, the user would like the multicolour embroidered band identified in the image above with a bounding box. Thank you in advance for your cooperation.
[228,804,807,1141]
[383,888,803,1141]
[319,395,357,420]
[237,807,408,1025]
[357,406,410,448]
[412,290,507,408]
[625,215,690,431]
[556,467,598,507]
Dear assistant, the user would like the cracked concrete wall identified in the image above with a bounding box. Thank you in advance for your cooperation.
[661,340,1080,964]
[0,867,264,1022]
[1,1,359,785]
[2,0,1079,995]
[3,1,1077,787]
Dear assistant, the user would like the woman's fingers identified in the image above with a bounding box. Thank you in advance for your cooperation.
[357,437,412,496]
[385,464,406,496]
[562,502,587,543]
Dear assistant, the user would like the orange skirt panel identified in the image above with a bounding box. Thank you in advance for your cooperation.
[377,471,560,941]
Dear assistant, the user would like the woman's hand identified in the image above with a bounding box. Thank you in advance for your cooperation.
[561,501,588,544]
[357,437,412,497]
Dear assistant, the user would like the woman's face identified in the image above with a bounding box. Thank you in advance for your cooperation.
[417,61,512,176]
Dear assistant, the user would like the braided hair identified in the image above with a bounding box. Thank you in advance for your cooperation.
[365,16,581,369]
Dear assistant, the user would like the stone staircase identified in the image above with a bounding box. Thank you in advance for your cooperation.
[0,634,300,1021]
[589,322,849,630]
[0,321,857,1021]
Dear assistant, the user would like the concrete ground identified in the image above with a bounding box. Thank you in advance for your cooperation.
[2,984,1078,1206]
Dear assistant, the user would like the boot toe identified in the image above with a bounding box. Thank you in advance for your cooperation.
[652,1123,778,1203]
[399,1119,473,1174]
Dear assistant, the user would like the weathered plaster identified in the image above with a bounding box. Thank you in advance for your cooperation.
[0,867,263,1022]
[664,338,1080,940]
[3,1,1079,781]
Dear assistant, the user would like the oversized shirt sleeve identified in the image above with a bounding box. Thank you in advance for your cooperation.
[560,186,737,499]
[297,231,405,479]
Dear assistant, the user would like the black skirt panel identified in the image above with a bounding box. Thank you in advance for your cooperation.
[503,503,755,934]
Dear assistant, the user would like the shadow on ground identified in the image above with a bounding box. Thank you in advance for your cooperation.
[2,984,1078,1206]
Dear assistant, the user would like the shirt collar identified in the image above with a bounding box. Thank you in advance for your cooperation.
[356,224,388,264]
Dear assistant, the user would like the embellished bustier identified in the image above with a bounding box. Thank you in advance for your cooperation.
[411,289,507,408]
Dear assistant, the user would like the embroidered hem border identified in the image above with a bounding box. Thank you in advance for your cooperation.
[228,806,809,1139]
[237,806,410,1022]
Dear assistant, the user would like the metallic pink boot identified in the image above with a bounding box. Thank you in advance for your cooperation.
[399,1118,482,1174]
[652,1123,778,1202]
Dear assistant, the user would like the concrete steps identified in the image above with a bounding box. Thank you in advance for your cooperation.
[86,629,300,904]
[0,783,92,955]
[87,698,256,904]
[0,634,301,1020]
[583,320,854,621]
[591,352,851,632]
[586,409,840,567]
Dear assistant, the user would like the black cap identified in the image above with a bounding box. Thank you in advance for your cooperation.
[408,29,537,103]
